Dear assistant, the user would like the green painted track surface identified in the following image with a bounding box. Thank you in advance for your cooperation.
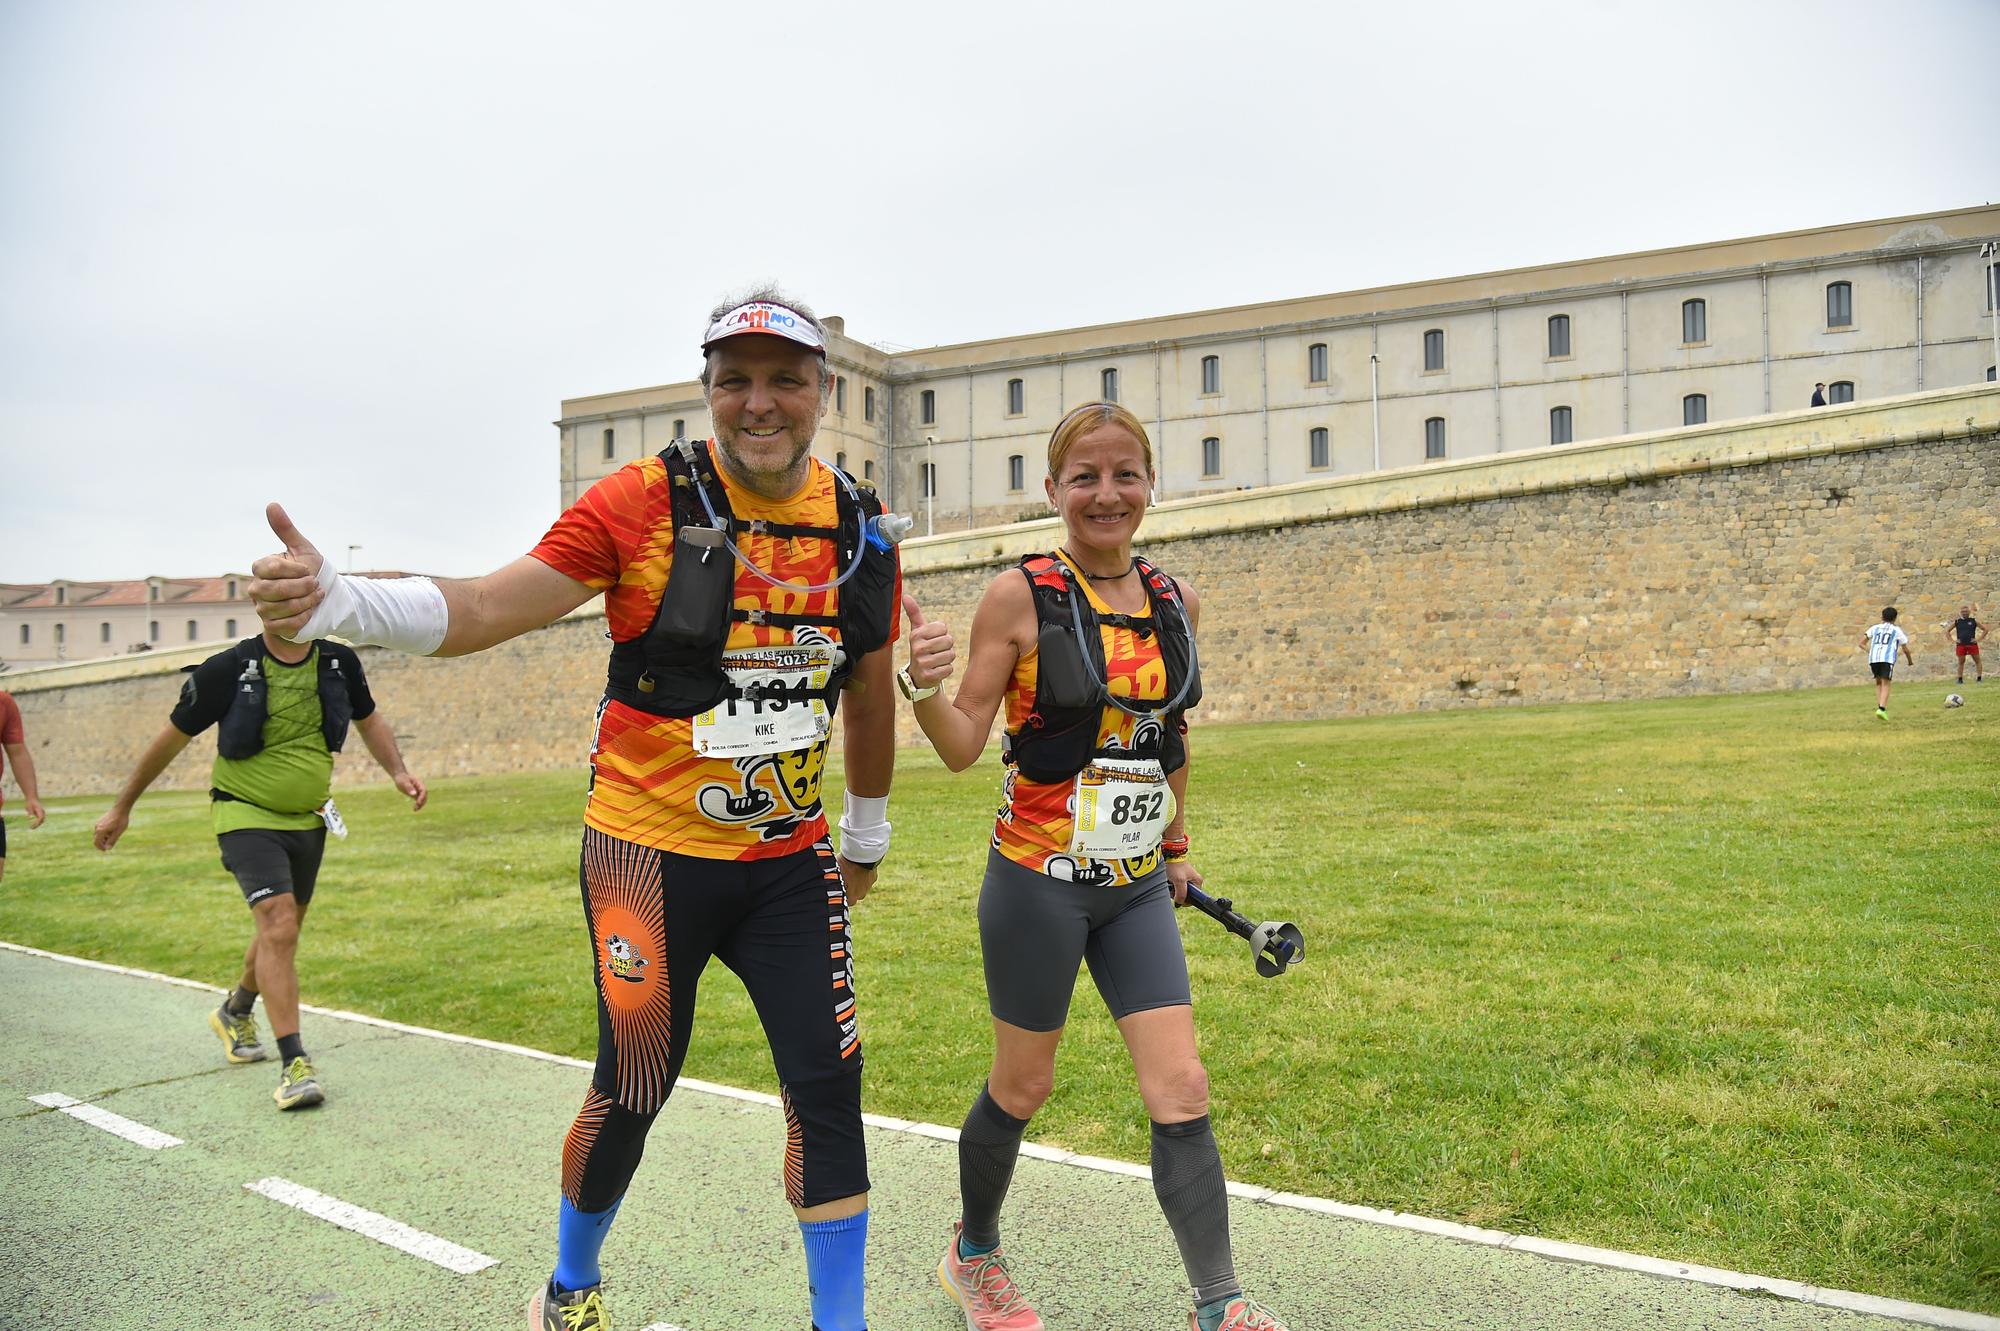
[0,945,1977,1331]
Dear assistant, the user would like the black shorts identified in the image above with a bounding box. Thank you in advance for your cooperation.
[977,848,1193,1032]
[218,827,328,908]
[579,826,861,1104]
[1870,662,1894,680]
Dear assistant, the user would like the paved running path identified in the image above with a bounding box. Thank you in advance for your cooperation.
[1,944,1986,1331]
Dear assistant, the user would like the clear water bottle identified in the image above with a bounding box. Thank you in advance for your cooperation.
[865,512,914,553]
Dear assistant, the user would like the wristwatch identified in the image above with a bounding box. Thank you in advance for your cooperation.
[896,664,940,702]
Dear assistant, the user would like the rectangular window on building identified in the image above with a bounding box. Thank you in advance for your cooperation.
[1828,380,1855,404]
[921,389,936,425]
[1101,367,1119,401]
[100,622,111,643]
[835,450,847,471]
[836,376,847,413]
[1683,393,1707,425]
[1008,454,1024,491]
[602,428,615,460]
[226,618,238,636]
[1548,315,1571,358]
[1200,355,1220,394]
[1201,436,1221,477]
[673,418,686,440]
[1682,299,1706,344]
[56,587,66,605]
[1826,281,1852,328]
[864,459,875,480]
[187,620,198,641]
[1550,406,1573,445]
[864,386,875,422]
[1308,343,1328,383]
[922,463,936,498]
[1425,417,1446,459]
[1423,329,1445,372]
[1007,378,1024,415]
[55,623,65,646]
[1309,427,1329,469]
[149,621,159,642]
[227,579,238,599]
[17,625,27,645]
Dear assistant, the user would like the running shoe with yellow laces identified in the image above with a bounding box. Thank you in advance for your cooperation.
[938,1221,1043,1331]
[272,1055,323,1110]
[528,1281,608,1331]
[208,1001,267,1064]
[1190,1294,1290,1331]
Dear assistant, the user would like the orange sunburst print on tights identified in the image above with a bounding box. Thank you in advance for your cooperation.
[583,828,675,1113]
[561,1087,615,1207]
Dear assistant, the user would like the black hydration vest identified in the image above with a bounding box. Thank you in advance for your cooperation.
[602,439,898,718]
[1002,554,1202,785]
[205,638,356,761]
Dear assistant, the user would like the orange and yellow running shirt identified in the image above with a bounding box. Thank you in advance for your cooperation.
[992,558,1170,887]
[531,449,897,860]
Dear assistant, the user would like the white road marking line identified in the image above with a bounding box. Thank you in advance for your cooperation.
[638,1323,690,1331]
[244,1176,497,1274]
[8,938,1997,1330]
[29,1092,184,1150]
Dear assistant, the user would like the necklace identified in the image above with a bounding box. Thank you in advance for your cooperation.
[1058,548,1136,581]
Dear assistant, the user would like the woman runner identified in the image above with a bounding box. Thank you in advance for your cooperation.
[899,401,1289,1331]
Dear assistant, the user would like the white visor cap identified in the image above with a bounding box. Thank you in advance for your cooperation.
[701,301,826,354]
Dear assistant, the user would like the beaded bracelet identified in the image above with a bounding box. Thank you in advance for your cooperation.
[1160,835,1191,863]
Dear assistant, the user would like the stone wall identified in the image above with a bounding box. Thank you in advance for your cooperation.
[7,386,1994,799]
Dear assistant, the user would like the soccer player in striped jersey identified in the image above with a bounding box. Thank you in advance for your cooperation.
[1862,606,1914,719]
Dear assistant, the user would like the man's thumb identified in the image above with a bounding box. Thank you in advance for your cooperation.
[902,592,927,630]
[266,502,317,558]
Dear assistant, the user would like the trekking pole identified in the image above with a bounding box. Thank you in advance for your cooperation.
[1181,884,1305,978]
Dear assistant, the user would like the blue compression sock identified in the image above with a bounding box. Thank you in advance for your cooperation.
[552,1196,622,1293]
[799,1208,868,1331]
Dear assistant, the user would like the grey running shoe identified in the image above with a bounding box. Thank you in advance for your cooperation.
[527,1281,608,1331]
[272,1055,324,1110]
[208,1002,267,1064]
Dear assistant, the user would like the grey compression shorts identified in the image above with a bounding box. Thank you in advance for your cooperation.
[978,847,1193,1032]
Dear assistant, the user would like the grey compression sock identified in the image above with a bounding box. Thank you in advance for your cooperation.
[1152,1115,1240,1306]
[957,1084,1030,1251]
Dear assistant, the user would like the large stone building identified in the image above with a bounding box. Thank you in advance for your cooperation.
[556,207,2000,529]
[0,576,257,667]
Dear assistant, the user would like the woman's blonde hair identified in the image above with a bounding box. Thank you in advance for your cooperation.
[1046,401,1154,480]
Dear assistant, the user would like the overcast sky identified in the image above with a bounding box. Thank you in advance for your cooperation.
[3,0,1994,584]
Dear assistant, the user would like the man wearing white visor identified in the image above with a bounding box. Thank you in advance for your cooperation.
[249,287,903,1331]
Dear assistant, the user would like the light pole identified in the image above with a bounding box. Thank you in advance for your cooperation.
[346,544,362,574]
[1369,354,1382,472]
[924,435,937,537]
[1983,242,2000,382]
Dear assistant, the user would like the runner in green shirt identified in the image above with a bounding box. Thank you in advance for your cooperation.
[93,628,426,1109]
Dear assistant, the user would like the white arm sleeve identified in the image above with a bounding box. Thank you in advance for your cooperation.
[290,564,450,656]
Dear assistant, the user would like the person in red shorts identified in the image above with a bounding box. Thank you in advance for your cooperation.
[1947,606,1985,684]
[0,689,48,882]
[247,287,902,1331]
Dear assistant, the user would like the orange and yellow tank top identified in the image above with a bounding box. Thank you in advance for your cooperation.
[991,554,1168,886]
[531,451,896,860]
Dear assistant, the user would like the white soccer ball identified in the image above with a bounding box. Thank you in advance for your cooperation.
[1944,693,1964,708]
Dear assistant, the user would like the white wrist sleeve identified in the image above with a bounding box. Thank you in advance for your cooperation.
[838,793,891,864]
[293,564,450,656]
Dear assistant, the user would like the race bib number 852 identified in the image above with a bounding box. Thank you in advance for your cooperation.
[1069,757,1170,859]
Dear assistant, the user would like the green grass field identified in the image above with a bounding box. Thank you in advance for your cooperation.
[4,683,1996,1312]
